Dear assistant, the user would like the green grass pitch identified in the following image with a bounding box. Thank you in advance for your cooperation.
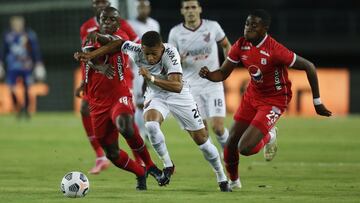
[0,113,360,203]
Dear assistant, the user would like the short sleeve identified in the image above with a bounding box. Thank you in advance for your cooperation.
[163,45,182,75]
[213,21,226,43]
[121,40,141,61]
[167,28,178,49]
[272,42,296,67]
[227,40,241,64]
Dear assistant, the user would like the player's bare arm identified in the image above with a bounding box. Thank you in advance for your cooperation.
[219,37,231,58]
[291,55,332,117]
[74,39,124,62]
[139,67,183,93]
[199,59,238,82]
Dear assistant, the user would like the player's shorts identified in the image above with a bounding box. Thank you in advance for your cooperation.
[234,92,288,136]
[6,69,33,86]
[144,89,205,131]
[90,96,135,145]
[191,88,226,119]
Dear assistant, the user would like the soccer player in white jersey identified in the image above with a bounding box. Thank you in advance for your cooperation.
[74,31,232,192]
[168,0,232,151]
[128,0,161,141]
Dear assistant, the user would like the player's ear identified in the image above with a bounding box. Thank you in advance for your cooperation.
[199,5,202,14]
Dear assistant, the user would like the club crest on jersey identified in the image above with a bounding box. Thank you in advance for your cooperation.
[249,65,263,83]
[261,58,267,65]
[203,32,211,42]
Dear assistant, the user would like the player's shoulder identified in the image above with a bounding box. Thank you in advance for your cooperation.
[122,40,141,52]
[114,29,129,41]
[233,37,247,48]
[202,19,219,26]
[169,22,183,32]
[163,43,180,65]
[266,35,288,50]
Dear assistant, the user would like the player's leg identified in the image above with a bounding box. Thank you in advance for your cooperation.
[207,91,229,149]
[111,98,163,184]
[81,99,109,174]
[6,70,20,114]
[238,105,283,158]
[224,94,256,189]
[98,126,147,190]
[169,96,230,192]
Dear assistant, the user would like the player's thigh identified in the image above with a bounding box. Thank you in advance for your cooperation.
[250,105,284,136]
[22,70,33,87]
[6,70,18,88]
[169,97,205,132]
[80,99,90,115]
[111,96,136,138]
[227,120,250,148]
[205,90,226,119]
[143,97,168,123]
[91,110,118,145]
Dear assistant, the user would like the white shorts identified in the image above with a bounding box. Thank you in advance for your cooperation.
[143,89,205,131]
[191,89,226,119]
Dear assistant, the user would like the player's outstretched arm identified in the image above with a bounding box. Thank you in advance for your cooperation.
[291,55,332,117]
[74,39,124,62]
[139,67,183,93]
[199,59,237,82]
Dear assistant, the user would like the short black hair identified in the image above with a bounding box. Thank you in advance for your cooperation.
[141,31,162,47]
[181,0,200,7]
[102,6,120,16]
[249,9,271,27]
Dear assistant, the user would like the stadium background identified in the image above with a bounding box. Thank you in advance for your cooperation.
[0,0,359,114]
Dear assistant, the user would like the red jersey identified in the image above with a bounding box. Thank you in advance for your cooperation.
[228,34,296,106]
[79,17,140,88]
[83,28,131,110]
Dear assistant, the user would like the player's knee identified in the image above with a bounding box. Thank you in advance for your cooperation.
[116,115,134,139]
[103,148,119,161]
[144,121,160,135]
[212,124,224,136]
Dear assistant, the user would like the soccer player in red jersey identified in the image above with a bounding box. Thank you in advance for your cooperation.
[76,0,142,174]
[199,9,332,189]
[81,7,163,190]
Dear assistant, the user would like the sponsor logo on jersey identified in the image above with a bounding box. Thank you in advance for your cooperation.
[260,50,270,57]
[165,48,179,65]
[117,55,124,81]
[203,32,211,42]
[248,65,263,83]
[274,68,282,90]
[123,42,141,53]
[241,46,251,50]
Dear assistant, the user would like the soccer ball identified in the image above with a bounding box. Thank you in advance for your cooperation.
[60,171,89,198]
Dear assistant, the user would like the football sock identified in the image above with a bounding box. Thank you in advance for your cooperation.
[216,128,229,149]
[247,133,271,155]
[268,127,277,144]
[81,114,104,158]
[224,145,239,181]
[125,124,155,169]
[113,149,145,177]
[199,139,227,182]
[145,121,173,168]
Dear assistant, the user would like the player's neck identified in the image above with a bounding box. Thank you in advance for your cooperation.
[184,19,202,30]
[251,34,267,47]
[137,16,147,24]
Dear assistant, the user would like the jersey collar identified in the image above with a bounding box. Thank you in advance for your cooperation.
[182,19,203,32]
[256,34,268,48]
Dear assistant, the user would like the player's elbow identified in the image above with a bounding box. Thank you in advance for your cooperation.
[173,83,183,93]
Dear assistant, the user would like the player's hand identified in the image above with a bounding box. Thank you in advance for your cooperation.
[86,31,99,44]
[139,67,151,80]
[74,52,91,62]
[74,86,83,98]
[199,66,210,79]
[314,104,332,117]
[95,64,115,79]
[180,52,188,64]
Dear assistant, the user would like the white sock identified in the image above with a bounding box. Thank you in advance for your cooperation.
[216,128,229,149]
[145,121,173,167]
[268,127,277,144]
[199,139,227,182]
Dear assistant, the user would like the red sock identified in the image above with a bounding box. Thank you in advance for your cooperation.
[126,124,155,169]
[248,133,271,155]
[224,146,239,181]
[81,114,104,158]
[113,149,145,177]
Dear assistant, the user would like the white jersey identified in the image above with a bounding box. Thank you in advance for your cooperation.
[168,19,226,92]
[128,17,160,37]
[121,41,189,96]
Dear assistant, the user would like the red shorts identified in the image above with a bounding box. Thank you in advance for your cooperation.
[90,96,135,145]
[234,93,287,136]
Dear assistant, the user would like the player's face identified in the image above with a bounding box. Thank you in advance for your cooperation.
[181,1,202,23]
[137,1,151,19]
[10,16,25,33]
[142,44,164,65]
[244,15,267,42]
[100,10,120,34]
[92,0,110,17]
